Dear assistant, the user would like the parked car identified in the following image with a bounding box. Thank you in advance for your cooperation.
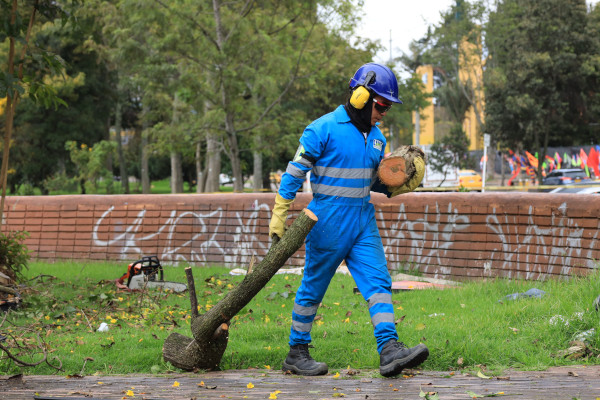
[459,169,482,190]
[542,168,591,186]
[549,181,600,194]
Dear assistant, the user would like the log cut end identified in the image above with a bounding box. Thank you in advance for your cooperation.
[303,208,318,222]
[377,145,425,187]
[163,327,229,371]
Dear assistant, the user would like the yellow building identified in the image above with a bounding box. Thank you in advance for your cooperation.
[459,38,485,151]
[413,37,485,151]
[413,65,435,146]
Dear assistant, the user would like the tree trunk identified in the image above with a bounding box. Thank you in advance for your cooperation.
[195,140,205,193]
[170,93,184,193]
[114,99,130,194]
[170,151,183,193]
[377,145,425,187]
[204,133,221,192]
[162,208,318,371]
[253,147,263,192]
[141,106,150,194]
[225,115,244,193]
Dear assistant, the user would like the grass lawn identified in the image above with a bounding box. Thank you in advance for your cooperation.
[1,261,599,376]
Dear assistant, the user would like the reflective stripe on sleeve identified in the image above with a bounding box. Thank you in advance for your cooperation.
[286,163,308,179]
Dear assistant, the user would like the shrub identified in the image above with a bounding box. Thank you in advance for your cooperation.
[0,231,31,283]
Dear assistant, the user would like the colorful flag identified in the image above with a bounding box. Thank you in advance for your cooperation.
[525,151,538,168]
[554,152,562,169]
[579,148,588,167]
[588,147,600,178]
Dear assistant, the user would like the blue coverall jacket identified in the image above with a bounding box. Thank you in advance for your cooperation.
[278,105,398,353]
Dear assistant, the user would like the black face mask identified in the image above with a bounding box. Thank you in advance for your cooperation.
[344,96,373,133]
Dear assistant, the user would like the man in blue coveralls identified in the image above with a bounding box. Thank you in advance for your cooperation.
[269,63,428,378]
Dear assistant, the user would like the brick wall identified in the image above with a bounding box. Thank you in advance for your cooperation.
[3,192,599,281]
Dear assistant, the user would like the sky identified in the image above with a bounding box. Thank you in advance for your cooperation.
[353,0,600,65]
[353,0,455,63]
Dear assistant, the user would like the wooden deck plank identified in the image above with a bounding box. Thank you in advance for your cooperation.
[1,365,599,400]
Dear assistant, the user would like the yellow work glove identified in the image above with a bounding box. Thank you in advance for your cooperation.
[389,156,425,197]
[269,194,294,239]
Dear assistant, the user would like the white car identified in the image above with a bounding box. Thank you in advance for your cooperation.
[549,182,600,194]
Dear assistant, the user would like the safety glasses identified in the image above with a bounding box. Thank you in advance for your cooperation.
[373,98,392,114]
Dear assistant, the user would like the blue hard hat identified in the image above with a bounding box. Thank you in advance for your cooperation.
[349,63,402,104]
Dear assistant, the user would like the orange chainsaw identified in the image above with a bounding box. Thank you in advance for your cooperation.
[116,255,187,293]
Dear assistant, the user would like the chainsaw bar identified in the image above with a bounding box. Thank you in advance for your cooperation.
[128,274,187,293]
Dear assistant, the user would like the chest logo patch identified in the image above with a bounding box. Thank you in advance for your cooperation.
[372,139,383,151]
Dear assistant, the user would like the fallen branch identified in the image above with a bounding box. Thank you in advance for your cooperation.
[163,208,317,371]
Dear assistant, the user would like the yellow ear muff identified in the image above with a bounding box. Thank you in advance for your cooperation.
[350,86,371,110]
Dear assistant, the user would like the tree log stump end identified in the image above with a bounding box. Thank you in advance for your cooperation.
[378,145,426,187]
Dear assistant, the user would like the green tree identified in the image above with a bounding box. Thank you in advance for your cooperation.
[3,1,116,195]
[0,0,76,222]
[66,140,116,194]
[485,0,598,180]
[429,124,471,186]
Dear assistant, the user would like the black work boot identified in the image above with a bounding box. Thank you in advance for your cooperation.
[282,344,328,376]
[379,339,429,377]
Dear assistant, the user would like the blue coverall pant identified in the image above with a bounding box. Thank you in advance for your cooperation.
[289,199,398,354]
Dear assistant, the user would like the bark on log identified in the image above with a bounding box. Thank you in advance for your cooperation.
[0,284,17,295]
[163,208,318,371]
[377,145,425,187]
[185,267,199,318]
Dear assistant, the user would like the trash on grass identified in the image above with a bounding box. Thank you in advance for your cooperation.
[573,328,595,343]
[97,322,109,332]
[501,288,546,302]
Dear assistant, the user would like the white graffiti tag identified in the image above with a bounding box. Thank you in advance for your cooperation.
[379,202,470,277]
[486,203,600,279]
[92,202,272,265]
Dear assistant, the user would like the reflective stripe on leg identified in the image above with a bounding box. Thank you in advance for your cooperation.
[368,292,398,353]
[289,302,320,346]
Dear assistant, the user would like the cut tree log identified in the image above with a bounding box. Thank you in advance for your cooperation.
[377,145,425,187]
[162,208,318,371]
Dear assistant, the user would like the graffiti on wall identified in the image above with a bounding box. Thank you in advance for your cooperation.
[92,203,272,265]
[92,200,599,278]
[378,202,470,277]
[486,203,600,279]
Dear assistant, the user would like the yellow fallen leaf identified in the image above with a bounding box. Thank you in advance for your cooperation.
[172,381,180,387]
[264,365,271,370]
[247,382,254,389]
[198,381,205,387]
[126,390,134,397]
[268,393,277,399]
[333,372,340,378]
[415,323,426,331]
[477,370,491,379]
